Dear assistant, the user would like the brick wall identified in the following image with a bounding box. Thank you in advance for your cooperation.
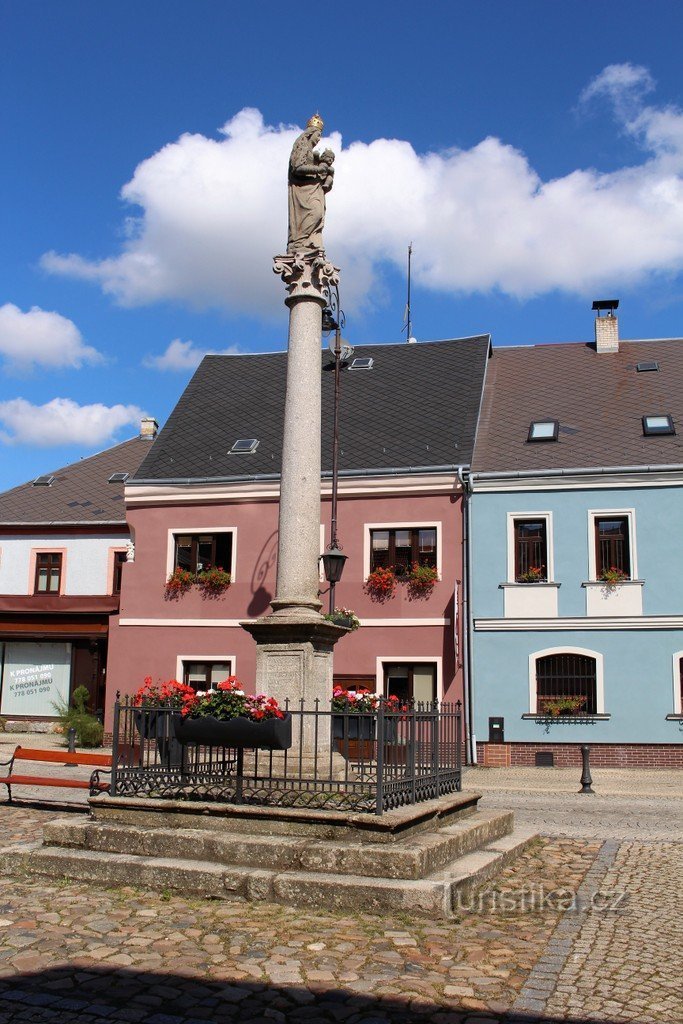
[477,742,683,769]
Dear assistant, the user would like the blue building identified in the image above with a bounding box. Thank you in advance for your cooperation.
[468,304,683,767]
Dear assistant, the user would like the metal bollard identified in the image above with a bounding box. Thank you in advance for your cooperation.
[579,744,594,794]
[67,727,77,753]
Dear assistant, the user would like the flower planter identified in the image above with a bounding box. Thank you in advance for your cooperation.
[134,709,183,766]
[173,712,292,750]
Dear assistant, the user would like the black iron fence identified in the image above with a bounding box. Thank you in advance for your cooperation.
[102,698,462,815]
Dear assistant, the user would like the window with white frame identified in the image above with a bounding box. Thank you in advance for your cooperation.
[530,648,604,716]
[589,511,636,582]
[181,660,233,690]
[507,512,553,583]
[368,525,439,579]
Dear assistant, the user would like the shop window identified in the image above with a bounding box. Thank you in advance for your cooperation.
[182,660,232,690]
[174,533,232,574]
[34,553,62,594]
[594,516,631,580]
[535,652,597,715]
[370,527,436,577]
[383,663,437,703]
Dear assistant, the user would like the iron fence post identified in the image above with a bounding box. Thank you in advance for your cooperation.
[110,700,120,796]
[456,700,463,789]
[433,701,441,797]
[375,702,385,815]
[579,744,594,794]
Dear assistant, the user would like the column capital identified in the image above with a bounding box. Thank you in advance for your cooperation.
[273,250,340,306]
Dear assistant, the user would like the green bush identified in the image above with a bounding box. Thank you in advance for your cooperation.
[52,685,104,748]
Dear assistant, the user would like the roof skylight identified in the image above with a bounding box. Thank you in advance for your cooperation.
[642,414,675,436]
[108,472,129,483]
[349,357,374,370]
[229,438,259,454]
[32,475,54,486]
[527,420,559,443]
[636,361,659,372]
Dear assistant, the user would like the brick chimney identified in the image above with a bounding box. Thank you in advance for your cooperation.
[593,299,619,353]
[140,417,158,440]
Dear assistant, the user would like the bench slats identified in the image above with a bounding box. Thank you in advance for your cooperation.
[12,748,112,767]
[0,775,108,790]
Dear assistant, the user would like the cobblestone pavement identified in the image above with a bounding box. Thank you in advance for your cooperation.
[0,769,681,1022]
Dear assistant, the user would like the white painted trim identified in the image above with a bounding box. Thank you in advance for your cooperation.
[127,473,463,506]
[165,526,237,580]
[506,511,554,583]
[121,618,248,627]
[475,616,683,630]
[375,655,443,701]
[363,522,442,580]
[528,646,604,714]
[472,471,683,493]
[175,654,236,684]
[587,508,637,581]
[672,651,683,715]
[120,617,451,628]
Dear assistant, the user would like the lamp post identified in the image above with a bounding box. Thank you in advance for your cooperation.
[321,286,352,612]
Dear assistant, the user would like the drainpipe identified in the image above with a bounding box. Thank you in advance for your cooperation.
[457,467,476,765]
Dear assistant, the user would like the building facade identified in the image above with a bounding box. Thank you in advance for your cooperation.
[0,424,157,725]
[469,310,683,767]
[105,337,490,735]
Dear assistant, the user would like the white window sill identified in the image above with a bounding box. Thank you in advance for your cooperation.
[499,582,560,589]
[581,580,644,588]
[665,714,683,721]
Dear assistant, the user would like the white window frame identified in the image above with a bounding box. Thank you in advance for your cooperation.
[528,646,605,715]
[364,522,441,580]
[175,654,237,687]
[587,508,637,582]
[166,527,237,580]
[672,652,683,715]
[506,511,554,583]
[375,656,443,702]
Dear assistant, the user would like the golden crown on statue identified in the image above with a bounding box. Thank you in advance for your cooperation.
[307,113,324,132]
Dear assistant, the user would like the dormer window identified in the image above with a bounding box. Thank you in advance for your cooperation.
[527,420,559,443]
[229,439,259,454]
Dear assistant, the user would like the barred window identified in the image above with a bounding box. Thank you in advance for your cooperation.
[536,653,597,715]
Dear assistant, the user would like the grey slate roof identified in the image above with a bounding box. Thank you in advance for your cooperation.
[0,437,153,524]
[133,337,491,483]
[472,337,683,474]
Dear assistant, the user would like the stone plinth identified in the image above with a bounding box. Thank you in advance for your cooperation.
[241,615,346,756]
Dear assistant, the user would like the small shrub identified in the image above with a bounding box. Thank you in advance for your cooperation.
[52,685,104,748]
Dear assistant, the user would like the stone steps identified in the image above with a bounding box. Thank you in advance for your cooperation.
[40,807,514,881]
[1,825,536,919]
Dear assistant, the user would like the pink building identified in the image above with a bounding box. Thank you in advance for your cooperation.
[106,337,490,733]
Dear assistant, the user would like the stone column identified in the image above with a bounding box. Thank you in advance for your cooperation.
[241,250,346,756]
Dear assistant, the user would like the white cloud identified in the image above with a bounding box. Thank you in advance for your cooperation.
[0,303,102,370]
[143,337,240,371]
[0,398,144,447]
[41,70,683,309]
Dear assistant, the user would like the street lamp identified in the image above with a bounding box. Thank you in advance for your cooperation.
[320,283,352,612]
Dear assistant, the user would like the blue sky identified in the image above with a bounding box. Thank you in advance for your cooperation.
[2,1,683,490]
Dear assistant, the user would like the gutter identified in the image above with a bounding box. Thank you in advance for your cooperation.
[129,464,466,487]
[470,463,683,483]
[458,467,476,765]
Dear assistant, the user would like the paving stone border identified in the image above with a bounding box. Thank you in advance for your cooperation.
[509,838,621,1019]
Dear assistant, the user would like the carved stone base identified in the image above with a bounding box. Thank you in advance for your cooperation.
[241,615,347,757]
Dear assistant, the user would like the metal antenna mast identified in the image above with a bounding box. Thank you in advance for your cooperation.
[402,243,413,342]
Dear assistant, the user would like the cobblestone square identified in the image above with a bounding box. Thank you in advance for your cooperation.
[0,764,680,1022]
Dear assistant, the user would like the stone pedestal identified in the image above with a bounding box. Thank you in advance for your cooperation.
[241,251,346,756]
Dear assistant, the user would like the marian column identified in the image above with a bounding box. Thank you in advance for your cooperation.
[242,114,346,752]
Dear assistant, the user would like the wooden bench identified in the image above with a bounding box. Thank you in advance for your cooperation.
[0,746,112,802]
